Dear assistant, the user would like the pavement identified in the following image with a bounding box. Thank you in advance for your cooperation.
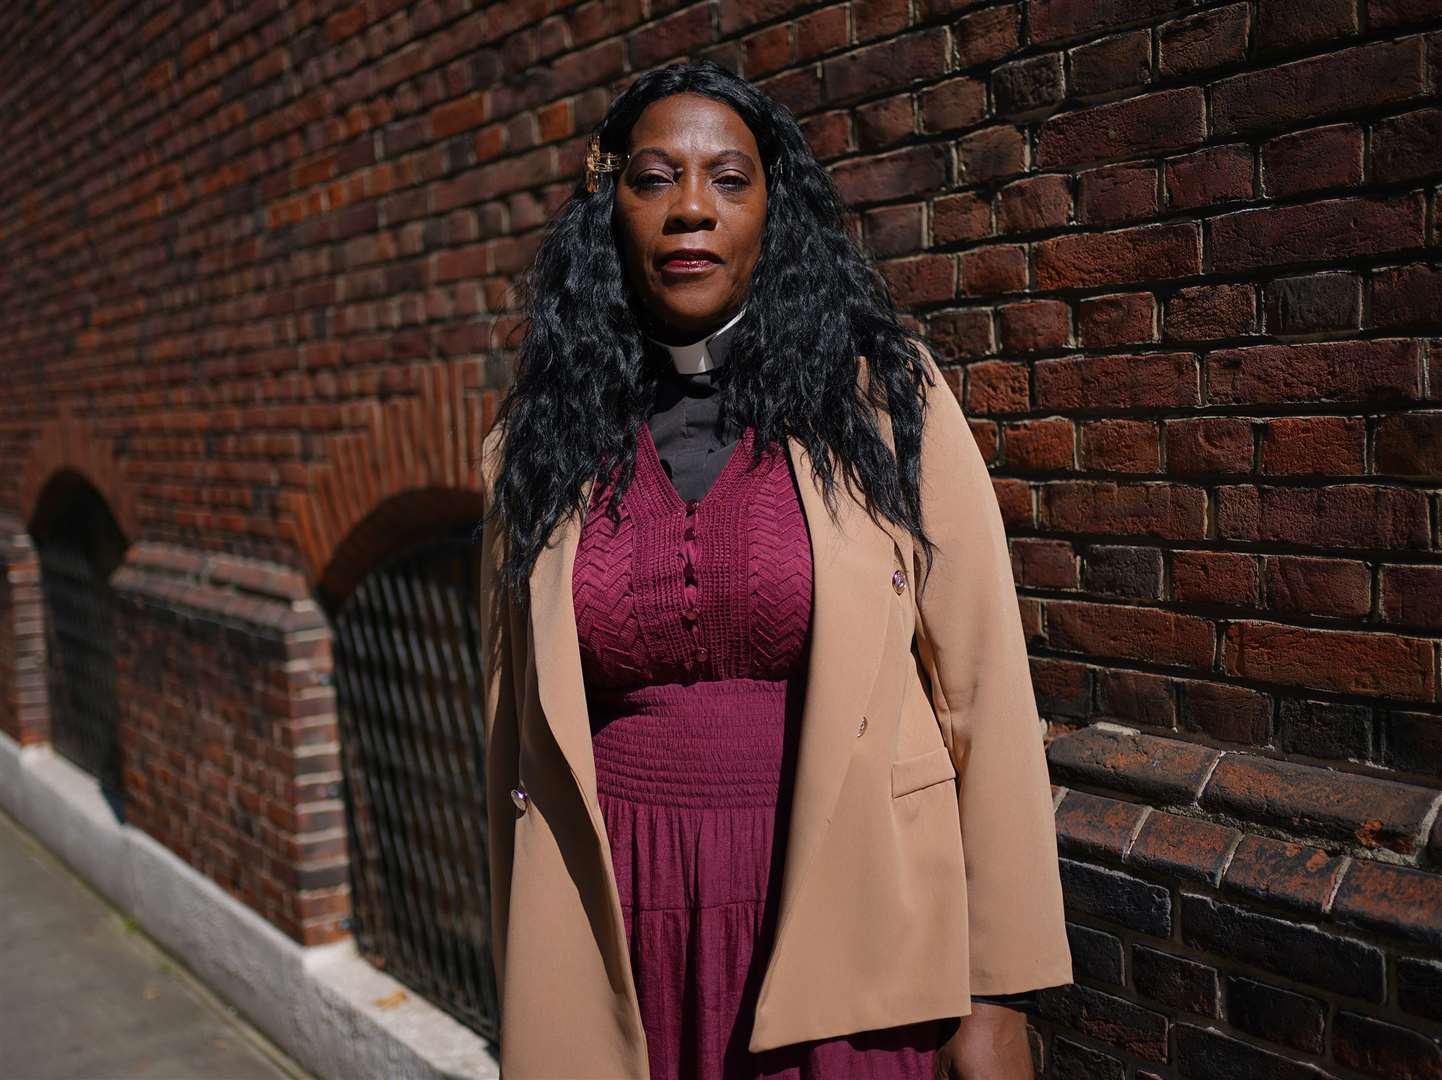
[0,806,311,1080]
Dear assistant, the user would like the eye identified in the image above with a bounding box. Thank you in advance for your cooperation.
[716,174,749,190]
[633,172,671,189]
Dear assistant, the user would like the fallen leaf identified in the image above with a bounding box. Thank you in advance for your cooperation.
[373,990,408,1009]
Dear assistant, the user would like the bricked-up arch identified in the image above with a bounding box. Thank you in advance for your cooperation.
[284,360,498,603]
[18,406,139,546]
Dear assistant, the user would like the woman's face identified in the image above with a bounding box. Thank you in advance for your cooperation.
[613,93,767,343]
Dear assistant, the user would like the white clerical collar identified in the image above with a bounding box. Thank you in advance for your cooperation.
[647,304,747,374]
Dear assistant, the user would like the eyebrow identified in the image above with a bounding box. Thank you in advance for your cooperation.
[628,147,759,171]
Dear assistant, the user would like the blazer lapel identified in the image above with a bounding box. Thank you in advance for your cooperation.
[523,434,903,952]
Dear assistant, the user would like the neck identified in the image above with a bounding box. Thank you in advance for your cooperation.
[646,304,747,374]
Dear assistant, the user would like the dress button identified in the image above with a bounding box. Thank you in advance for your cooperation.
[695,646,709,662]
[510,785,528,811]
[685,499,700,513]
[856,716,868,737]
[682,607,699,624]
[892,568,907,594]
[684,526,695,540]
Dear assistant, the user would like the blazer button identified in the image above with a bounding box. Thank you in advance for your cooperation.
[856,716,868,737]
[891,568,907,594]
[510,785,529,811]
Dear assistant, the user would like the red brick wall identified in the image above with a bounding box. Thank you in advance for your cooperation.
[1,0,1439,1070]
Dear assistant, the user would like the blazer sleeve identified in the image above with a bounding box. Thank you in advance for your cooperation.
[478,425,521,995]
[909,342,1074,997]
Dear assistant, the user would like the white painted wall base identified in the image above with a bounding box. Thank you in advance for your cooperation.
[0,730,501,1080]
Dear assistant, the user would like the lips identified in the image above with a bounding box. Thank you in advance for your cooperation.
[659,248,721,271]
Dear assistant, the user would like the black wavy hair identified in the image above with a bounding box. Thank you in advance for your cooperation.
[482,58,942,607]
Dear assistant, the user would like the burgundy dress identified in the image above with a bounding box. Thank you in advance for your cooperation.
[571,422,952,1080]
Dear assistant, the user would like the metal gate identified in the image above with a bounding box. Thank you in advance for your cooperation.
[332,532,499,1040]
[38,532,124,802]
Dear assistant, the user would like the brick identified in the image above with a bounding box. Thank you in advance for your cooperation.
[1279,697,1372,762]
[952,4,1021,69]
[1264,553,1370,617]
[1222,833,1347,914]
[1029,0,1194,45]
[795,6,847,60]
[996,174,1071,234]
[1129,810,1241,887]
[1179,680,1271,744]
[801,110,852,159]
[956,125,1026,183]
[1002,416,1071,470]
[1259,417,1365,476]
[1048,725,1220,804]
[1038,88,1205,169]
[959,244,1027,295]
[1373,107,1442,184]
[1078,292,1156,347]
[1159,4,1250,77]
[962,359,1028,412]
[1164,144,1255,210]
[1165,284,1256,342]
[998,299,1070,352]
[1069,30,1151,97]
[1171,550,1260,606]
[1061,853,1170,940]
[830,144,948,205]
[822,28,948,104]
[863,203,924,258]
[1224,618,1435,702]
[1212,37,1427,135]
[1012,538,1079,589]
[931,191,991,245]
[1032,657,1091,715]
[1051,1035,1126,1080]
[1211,193,1425,273]
[1055,789,1148,861]
[1218,484,1430,551]
[1035,978,1170,1061]
[1333,861,1442,950]
[1265,272,1361,334]
[1255,0,1359,54]
[1227,976,1326,1054]
[1398,957,1442,1022]
[1066,923,1125,986]
[1380,565,1442,630]
[1174,1022,1332,1080]
[743,23,792,77]
[1166,416,1253,475]
[918,76,986,133]
[1205,749,1439,852]
[1077,162,1157,226]
[1132,945,1220,1017]
[1043,479,1206,542]
[1180,893,1386,1001]
[1080,420,1160,473]
[1036,223,1201,289]
[1207,338,1422,405]
[1035,352,1199,409]
[1373,263,1442,331]
[992,53,1065,116]
[1083,544,1164,597]
[879,254,955,305]
[1335,1010,1442,1078]
[1047,600,1213,668]
[1379,412,1442,479]
[852,0,908,40]
[627,4,713,68]
[856,93,914,150]
[1261,123,1364,198]
[938,323,1002,382]
[1096,669,1177,729]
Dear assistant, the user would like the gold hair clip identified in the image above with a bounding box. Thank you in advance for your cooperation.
[585,134,627,193]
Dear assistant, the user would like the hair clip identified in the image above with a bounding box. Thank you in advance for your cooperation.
[585,134,627,193]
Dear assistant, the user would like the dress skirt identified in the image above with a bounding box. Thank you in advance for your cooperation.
[573,424,954,1079]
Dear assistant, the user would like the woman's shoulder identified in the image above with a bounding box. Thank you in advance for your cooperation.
[478,422,507,503]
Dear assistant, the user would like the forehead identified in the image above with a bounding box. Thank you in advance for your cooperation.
[626,93,759,157]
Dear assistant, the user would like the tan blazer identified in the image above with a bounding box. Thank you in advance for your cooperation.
[477,346,1072,1078]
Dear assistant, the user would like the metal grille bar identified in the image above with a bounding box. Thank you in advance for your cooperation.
[333,534,499,1041]
[39,539,123,798]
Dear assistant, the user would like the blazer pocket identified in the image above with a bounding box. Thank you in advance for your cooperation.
[891,745,957,798]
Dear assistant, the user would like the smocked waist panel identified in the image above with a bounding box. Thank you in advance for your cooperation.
[587,677,801,808]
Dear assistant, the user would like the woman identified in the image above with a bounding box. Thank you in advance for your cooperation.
[476,60,1071,1079]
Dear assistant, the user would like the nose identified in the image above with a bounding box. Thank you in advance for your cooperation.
[666,172,716,232]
